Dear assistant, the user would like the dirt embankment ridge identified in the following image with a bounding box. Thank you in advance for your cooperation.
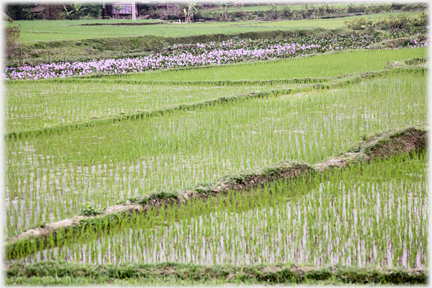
[5,125,427,257]
[5,261,428,285]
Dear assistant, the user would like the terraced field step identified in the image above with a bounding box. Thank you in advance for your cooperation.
[5,67,424,139]
[5,261,427,285]
[5,125,427,259]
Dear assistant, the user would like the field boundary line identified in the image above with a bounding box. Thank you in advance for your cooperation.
[5,261,427,285]
[5,67,425,139]
[6,76,331,86]
[5,125,427,258]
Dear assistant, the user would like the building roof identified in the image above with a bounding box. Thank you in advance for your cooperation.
[112,3,135,14]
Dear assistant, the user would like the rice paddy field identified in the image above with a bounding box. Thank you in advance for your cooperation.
[3,8,429,285]
[5,70,427,238]
[10,11,422,42]
[7,152,427,268]
[5,82,304,131]
[115,48,427,82]
[6,48,426,132]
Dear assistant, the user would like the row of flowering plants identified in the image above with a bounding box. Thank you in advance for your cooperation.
[3,32,428,81]
[168,32,383,55]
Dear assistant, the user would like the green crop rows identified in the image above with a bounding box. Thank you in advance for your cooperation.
[5,48,425,134]
[5,69,426,237]
[114,48,427,81]
[4,17,428,282]
[7,152,426,268]
[6,82,304,131]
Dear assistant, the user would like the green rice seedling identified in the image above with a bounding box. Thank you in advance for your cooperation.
[5,81,302,131]
[4,71,426,237]
[10,152,425,267]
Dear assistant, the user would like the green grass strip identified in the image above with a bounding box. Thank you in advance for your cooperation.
[6,75,330,86]
[5,261,427,285]
[5,67,425,140]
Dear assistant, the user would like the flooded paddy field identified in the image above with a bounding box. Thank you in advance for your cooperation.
[4,73,427,237]
[3,10,430,285]
[8,152,427,269]
[5,82,304,131]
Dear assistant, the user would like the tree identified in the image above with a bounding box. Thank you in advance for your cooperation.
[217,2,232,21]
[281,5,293,19]
[176,2,199,23]
[5,4,28,20]
[41,4,63,20]
[266,4,279,21]
[63,3,87,20]
[82,4,102,18]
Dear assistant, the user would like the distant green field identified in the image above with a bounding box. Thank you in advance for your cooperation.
[12,11,421,42]
[116,48,427,82]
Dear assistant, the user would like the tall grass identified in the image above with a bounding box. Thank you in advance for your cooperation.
[8,152,427,269]
[4,72,426,237]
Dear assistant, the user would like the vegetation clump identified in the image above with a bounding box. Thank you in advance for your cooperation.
[345,11,428,32]
[4,261,428,285]
[80,202,104,216]
[5,24,21,59]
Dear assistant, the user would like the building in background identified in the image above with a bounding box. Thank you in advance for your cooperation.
[111,3,138,18]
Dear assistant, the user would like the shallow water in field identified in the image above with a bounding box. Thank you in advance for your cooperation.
[5,83,301,131]
[4,74,428,238]
[8,154,428,268]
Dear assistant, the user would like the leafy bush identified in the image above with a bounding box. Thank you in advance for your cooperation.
[366,4,392,13]
[265,4,279,21]
[345,12,428,31]
[80,202,104,216]
[401,4,427,11]
[281,6,293,18]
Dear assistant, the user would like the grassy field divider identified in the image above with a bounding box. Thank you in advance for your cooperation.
[5,125,427,260]
[5,67,425,140]
[6,75,331,86]
[23,27,337,50]
[5,261,427,285]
